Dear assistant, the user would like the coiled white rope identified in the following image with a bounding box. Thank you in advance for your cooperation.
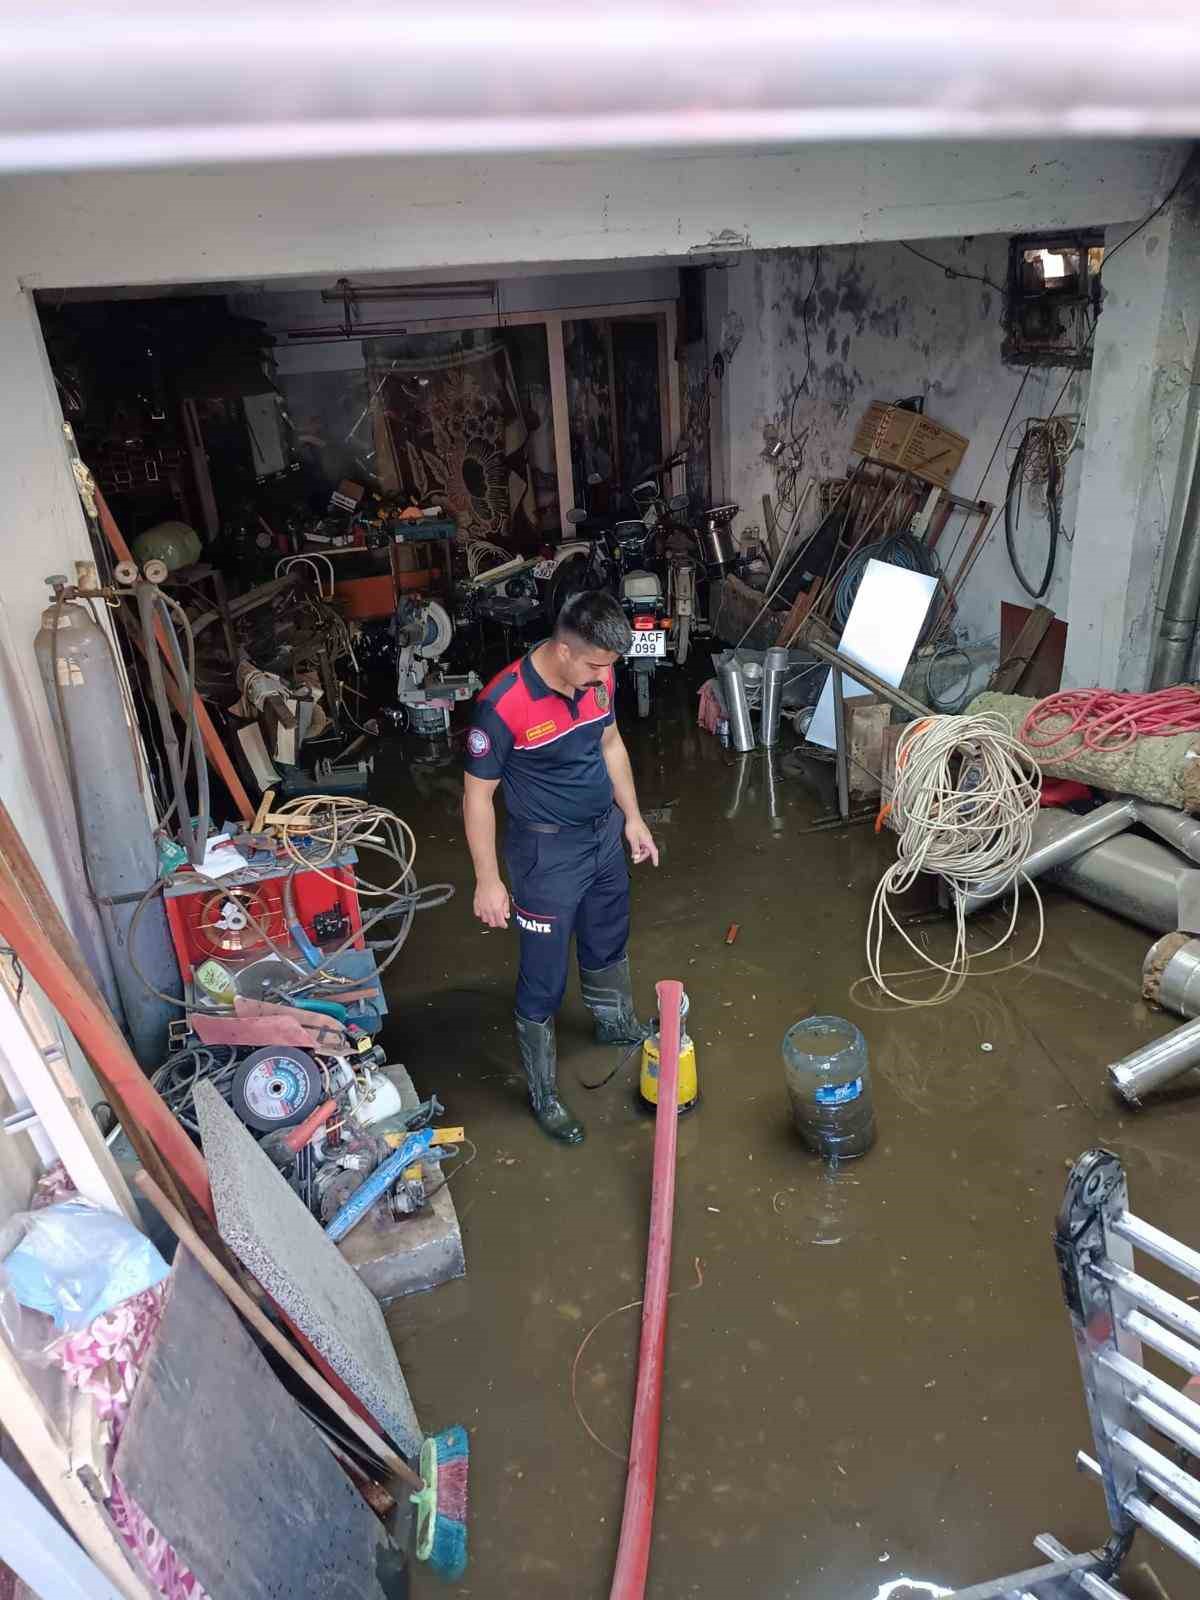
[865,711,1043,1008]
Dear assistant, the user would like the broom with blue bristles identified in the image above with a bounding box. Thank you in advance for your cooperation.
[133,1170,470,1582]
[410,1426,470,1580]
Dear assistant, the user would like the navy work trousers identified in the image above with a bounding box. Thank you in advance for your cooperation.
[504,805,630,1022]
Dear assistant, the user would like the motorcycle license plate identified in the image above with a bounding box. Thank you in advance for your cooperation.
[532,559,557,579]
[627,630,666,659]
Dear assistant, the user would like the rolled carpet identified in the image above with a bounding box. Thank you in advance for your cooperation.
[967,691,1200,813]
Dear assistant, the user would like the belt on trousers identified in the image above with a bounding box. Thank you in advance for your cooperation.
[510,807,614,837]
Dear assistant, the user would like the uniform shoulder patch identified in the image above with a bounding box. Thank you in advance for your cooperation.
[594,682,610,711]
[466,727,492,758]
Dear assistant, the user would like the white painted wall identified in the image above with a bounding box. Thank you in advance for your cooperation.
[710,236,1089,643]
[0,289,118,1102]
[3,141,1182,293]
[1065,192,1200,688]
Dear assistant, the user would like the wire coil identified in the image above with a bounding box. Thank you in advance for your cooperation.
[866,713,1043,1007]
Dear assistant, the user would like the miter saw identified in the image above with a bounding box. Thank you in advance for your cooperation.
[387,595,480,736]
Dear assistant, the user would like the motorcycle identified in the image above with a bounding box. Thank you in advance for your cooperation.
[549,504,664,718]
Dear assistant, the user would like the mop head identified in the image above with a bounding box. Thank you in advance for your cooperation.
[411,1426,469,1581]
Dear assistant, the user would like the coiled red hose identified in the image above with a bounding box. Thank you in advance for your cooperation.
[609,979,683,1600]
[1021,686,1200,754]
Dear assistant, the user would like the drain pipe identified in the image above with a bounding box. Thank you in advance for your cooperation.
[1149,313,1200,688]
[1108,1016,1200,1104]
[963,798,1200,917]
[1108,932,1200,1105]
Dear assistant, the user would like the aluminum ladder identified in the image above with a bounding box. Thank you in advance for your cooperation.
[948,1147,1200,1598]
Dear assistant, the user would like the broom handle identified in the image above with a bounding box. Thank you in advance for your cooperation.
[609,979,683,1599]
[134,1170,422,1491]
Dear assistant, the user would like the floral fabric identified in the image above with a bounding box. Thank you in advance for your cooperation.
[26,1165,211,1600]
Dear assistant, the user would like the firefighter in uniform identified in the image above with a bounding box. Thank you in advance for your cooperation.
[462,590,659,1144]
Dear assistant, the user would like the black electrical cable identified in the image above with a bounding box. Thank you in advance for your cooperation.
[832,532,940,629]
[899,241,1006,298]
[925,644,974,712]
[1004,421,1061,599]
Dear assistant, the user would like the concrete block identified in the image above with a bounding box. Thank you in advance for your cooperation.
[194,1078,421,1458]
[339,1065,466,1304]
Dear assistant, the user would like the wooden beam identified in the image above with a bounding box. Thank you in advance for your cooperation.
[990,603,1056,693]
[0,973,137,1223]
[0,1338,156,1600]
[777,579,823,647]
[546,312,575,535]
[0,812,208,1217]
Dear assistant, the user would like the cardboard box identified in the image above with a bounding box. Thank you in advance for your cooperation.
[852,402,968,488]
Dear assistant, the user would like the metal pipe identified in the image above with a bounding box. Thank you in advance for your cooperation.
[1032,1537,1124,1600]
[1094,1259,1200,1345]
[1113,1428,1200,1531]
[805,635,931,721]
[962,799,1138,913]
[1135,1394,1200,1460]
[1151,344,1200,688]
[832,667,850,821]
[1136,800,1200,863]
[759,646,788,748]
[1101,1347,1200,1437]
[1109,1015,1200,1102]
[717,662,755,753]
[1049,831,1200,934]
[1124,1309,1200,1378]
[1113,1209,1200,1284]
[1078,1453,1200,1572]
[1143,931,1200,1016]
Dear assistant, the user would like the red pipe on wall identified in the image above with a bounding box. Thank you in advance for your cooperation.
[609,978,683,1600]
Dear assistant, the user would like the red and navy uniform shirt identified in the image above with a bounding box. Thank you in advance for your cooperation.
[464,652,615,826]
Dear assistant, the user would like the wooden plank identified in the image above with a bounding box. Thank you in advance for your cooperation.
[777,578,823,648]
[0,973,136,1223]
[761,493,778,558]
[997,600,1068,697]
[114,1250,406,1600]
[0,1338,155,1600]
[991,603,1056,693]
[0,1457,126,1600]
[546,313,575,535]
[0,803,193,1220]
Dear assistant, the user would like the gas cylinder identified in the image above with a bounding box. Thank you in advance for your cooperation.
[35,582,180,1064]
[639,989,699,1113]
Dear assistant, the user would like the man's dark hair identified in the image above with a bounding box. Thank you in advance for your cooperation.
[554,590,632,655]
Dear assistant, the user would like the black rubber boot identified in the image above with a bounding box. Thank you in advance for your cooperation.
[515,1014,584,1144]
[579,956,652,1047]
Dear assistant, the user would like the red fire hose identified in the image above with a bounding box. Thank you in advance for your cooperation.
[609,978,683,1600]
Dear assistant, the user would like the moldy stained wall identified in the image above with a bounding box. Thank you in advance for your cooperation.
[710,237,1088,644]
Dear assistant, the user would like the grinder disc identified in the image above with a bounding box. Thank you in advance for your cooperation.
[231,1046,323,1132]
